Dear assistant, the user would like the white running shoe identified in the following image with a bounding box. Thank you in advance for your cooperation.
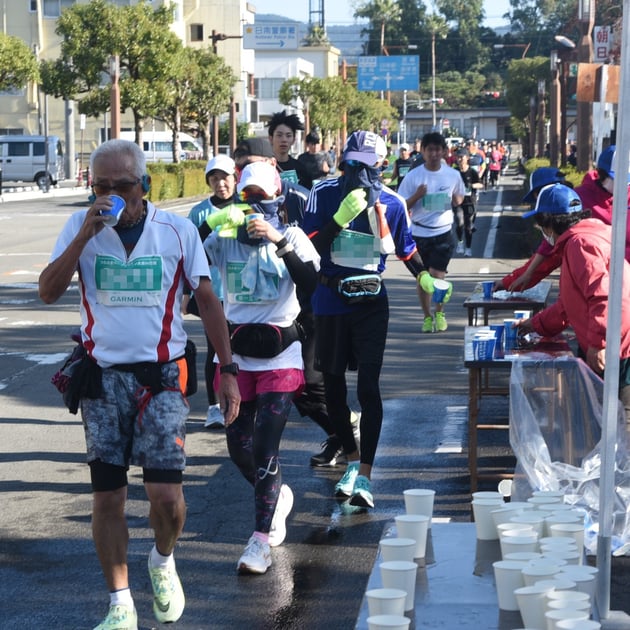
[464,248,473,257]
[455,241,465,254]
[237,535,272,574]
[269,484,293,547]
[204,404,225,429]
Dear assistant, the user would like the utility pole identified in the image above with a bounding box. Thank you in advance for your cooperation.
[576,0,595,170]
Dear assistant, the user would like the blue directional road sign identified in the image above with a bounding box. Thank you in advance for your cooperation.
[357,55,420,92]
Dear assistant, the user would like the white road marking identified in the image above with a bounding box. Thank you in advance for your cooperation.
[434,405,467,453]
[482,188,505,260]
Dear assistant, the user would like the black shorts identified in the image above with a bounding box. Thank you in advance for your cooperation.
[413,231,454,272]
[314,299,389,376]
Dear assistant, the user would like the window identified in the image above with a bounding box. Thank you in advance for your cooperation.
[29,0,37,12]
[254,78,285,100]
[42,0,75,18]
[190,24,204,42]
[8,142,31,157]
[33,142,45,157]
[0,129,24,136]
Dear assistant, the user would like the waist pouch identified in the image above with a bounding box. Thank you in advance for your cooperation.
[51,335,102,415]
[320,273,382,304]
[228,321,303,358]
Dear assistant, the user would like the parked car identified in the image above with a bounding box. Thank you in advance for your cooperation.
[0,135,65,188]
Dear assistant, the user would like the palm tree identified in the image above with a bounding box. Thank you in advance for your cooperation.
[354,0,402,55]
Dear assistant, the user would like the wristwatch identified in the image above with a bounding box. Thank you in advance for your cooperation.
[219,362,239,376]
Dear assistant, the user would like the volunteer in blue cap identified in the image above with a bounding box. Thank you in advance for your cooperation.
[516,183,630,427]
[493,167,569,292]
[302,130,439,510]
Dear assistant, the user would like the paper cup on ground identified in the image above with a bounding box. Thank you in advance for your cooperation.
[493,560,527,611]
[472,498,504,540]
[367,614,411,630]
[481,280,494,299]
[366,588,407,617]
[432,279,450,303]
[380,561,417,612]
[545,609,589,630]
[395,514,429,559]
[403,488,435,526]
[515,583,555,630]
[100,194,126,226]
[380,538,417,563]
[556,621,600,630]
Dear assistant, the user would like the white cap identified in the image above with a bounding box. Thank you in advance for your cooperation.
[399,143,410,151]
[236,161,279,197]
[205,154,236,177]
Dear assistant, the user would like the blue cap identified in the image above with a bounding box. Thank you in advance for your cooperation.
[522,167,566,203]
[522,184,583,218]
[341,131,388,166]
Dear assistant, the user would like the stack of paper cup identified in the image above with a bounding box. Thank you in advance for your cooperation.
[515,583,555,630]
[546,588,591,613]
[379,561,418,612]
[545,608,590,629]
[366,588,407,617]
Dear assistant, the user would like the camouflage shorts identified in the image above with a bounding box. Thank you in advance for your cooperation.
[81,361,188,471]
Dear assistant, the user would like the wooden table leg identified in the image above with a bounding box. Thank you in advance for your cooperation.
[468,367,480,493]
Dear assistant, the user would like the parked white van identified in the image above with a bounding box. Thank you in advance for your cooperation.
[0,135,65,188]
[120,131,203,163]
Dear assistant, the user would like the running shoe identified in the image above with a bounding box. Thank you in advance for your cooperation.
[93,604,138,630]
[237,535,272,574]
[455,241,464,254]
[422,315,434,333]
[435,312,448,332]
[269,484,293,547]
[464,248,473,257]
[204,404,225,429]
[310,435,346,467]
[148,558,185,624]
[349,475,374,509]
[335,462,360,497]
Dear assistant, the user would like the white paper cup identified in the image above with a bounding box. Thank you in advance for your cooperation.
[504,551,542,562]
[366,588,407,617]
[394,514,429,559]
[380,537,417,563]
[549,523,585,551]
[548,599,590,613]
[367,614,411,630]
[472,499,504,540]
[510,512,546,538]
[497,521,536,537]
[546,589,590,612]
[545,609,589,630]
[472,491,504,500]
[528,496,563,509]
[403,488,435,526]
[558,567,596,599]
[493,559,527,610]
[492,505,524,529]
[515,583,555,630]
[534,577,577,592]
[544,512,583,536]
[540,536,576,547]
[542,550,581,566]
[533,490,565,499]
[522,563,563,587]
[555,620,600,629]
[379,561,418,612]
[500,533,538,558]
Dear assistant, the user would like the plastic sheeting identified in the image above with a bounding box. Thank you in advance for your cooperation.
[509,356,630,555]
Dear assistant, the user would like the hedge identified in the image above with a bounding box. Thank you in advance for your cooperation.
[146,160,207,203]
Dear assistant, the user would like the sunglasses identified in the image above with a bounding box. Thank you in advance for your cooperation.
[92,179,141,196]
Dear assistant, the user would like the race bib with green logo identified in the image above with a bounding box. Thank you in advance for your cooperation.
[422,192,451,213]
[331,229,380,271]
[95,255,163,306]
[225,261,279,303]
[279,170,299,185]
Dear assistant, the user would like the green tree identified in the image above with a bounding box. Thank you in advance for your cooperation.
[0,33,39,92]
[39,0,181,146]
[354,0,403,55]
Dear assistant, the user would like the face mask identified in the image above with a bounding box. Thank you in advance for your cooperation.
[602,177,614,194]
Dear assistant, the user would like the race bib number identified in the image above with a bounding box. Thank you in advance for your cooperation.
[225,261,279,303]
[422,192,451,213]
[95,255,162,306]
[331,229,380,271]
[279,170,299,184]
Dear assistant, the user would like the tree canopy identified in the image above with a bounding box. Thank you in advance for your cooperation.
[0,33,39,92]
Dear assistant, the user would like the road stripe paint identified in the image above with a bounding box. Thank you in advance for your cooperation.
[434,405,467,453]
[482,188,504,260]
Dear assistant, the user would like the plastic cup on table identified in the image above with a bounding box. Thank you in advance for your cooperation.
[472,332,496,361]
[481,280,494,299]
[432,279,450,303]
[366,588,407,617]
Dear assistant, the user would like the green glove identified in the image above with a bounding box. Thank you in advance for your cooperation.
[205,204,245,231]
[417,272,453,304]
[333,189,368,228]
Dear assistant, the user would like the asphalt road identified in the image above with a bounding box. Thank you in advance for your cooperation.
[1,173,628,629]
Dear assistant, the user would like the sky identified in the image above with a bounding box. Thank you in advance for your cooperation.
[250,0,512,30]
